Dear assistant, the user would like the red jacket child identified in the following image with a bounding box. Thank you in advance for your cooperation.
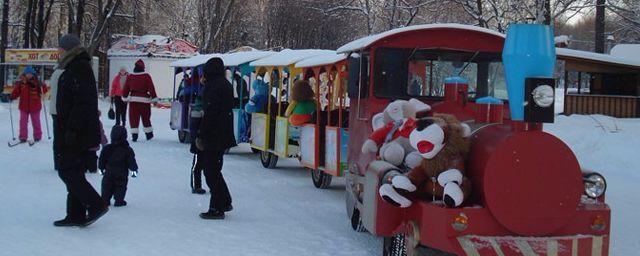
[10,74,48,112]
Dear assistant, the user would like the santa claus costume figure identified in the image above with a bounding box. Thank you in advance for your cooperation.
[122,59,158,141]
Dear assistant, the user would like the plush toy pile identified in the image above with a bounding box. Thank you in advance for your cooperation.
[285,80,316,126]
[244,77,269,114]
[366,99,472,208]
[361,99,431,169]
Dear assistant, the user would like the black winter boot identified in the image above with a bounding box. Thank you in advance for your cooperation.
[132,134,138,142]
[192,188,206,194]
[114,200,127,207]
[53,217,86,227]
[145,132,154,141]
[199,209,225,220]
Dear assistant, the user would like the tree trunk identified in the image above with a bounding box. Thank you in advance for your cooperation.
[75,0,84,36]
[23,0,34,48]
[544,0,551,25]
[1,0,9,84]
[67,0,74,34]
[35,0,45,47]
[595,0,605,53]
[476,0,485,27]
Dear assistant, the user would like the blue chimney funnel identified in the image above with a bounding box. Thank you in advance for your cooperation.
[502,24,556,121]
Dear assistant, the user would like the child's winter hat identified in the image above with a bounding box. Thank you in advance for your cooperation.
[110,125,128,143]
[23,66,36,76]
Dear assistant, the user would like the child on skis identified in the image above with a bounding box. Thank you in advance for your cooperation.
[9,66,48,142]
[99,125,138,207]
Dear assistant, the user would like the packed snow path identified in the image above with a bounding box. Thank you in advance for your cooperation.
[0,101,379,256]
[0,100,638,255]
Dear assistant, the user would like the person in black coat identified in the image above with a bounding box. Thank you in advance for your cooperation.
[52,34,108,227]
[196,57,236,219]
[99,126,138,207]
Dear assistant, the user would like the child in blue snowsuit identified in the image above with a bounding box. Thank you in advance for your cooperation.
[99,126,138,207]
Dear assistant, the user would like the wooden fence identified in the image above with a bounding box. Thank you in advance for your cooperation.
[564,94,639,118]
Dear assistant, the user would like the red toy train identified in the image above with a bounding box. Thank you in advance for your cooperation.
[340,24,610,256]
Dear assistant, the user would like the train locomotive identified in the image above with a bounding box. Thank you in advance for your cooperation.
[340,24,611,256]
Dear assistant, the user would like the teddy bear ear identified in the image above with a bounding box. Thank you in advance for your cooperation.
[408,98,431,112]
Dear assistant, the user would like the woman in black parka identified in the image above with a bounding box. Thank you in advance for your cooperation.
[196,57,236,219]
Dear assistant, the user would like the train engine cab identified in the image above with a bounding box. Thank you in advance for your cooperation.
[340,24,611,256]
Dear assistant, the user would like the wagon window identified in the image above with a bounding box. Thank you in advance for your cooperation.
[374,48,506,100]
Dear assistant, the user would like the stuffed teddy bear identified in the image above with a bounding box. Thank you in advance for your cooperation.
[379,113,472,208]
[244,77,269,114]
[285,80,316,126]
[361,99,431,168]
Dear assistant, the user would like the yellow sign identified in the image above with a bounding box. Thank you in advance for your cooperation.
[5,49,60,63]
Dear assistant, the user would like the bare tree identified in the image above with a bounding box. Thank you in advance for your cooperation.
[87,0,122,55]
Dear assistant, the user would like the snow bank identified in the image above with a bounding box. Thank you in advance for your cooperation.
[610,44,640,60]
[546,115,640,256]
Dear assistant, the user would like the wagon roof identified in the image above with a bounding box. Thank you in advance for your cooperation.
[249,49,334,67]
[557,48,640,69]
[170,50,274,68]
[336,23,505,53]
[170,53,222,68]
[294,51,346,68]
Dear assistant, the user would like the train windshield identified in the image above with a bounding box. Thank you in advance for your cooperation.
[374,48,507,100]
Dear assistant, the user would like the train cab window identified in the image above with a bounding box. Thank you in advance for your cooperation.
[347,54,369,99]
[374,48,507,101]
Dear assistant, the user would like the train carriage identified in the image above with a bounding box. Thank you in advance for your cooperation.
[337,24,611,256]
[294,52,350,188]
[169,50,274,148]
[247,49,333,167]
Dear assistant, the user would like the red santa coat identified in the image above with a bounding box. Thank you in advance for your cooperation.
[122,73,157,103]
[369,118,417,146]
[10,77,48,112]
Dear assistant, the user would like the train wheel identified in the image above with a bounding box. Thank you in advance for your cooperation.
[350,209,366,232]
[260,151,278,168]
[178,131,189,143]
[311,169,332,189]
[383,234,407,256]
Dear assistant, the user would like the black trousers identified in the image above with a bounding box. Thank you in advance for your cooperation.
[191,154,204,190]
[58,156,104,220]
[101,173,129,204]
[202,149,232,211]
[113,96,127,126]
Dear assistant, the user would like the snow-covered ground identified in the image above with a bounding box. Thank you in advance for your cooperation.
[0,99,638,255]
[0,100,379,256]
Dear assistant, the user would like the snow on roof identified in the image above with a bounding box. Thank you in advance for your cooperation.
[170,51,275,68]
[223,51,275,67]
[250,49,334,67]
[610,44,640,60]
[337,23,505,53]
[108,35,198,58]
[294,52,346,68]
[555,35,570,45]
[169,53,222,68]
[556,48,640,68]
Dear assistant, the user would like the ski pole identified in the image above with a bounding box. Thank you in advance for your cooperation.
[41,93,51,140]
[8,97,15,141]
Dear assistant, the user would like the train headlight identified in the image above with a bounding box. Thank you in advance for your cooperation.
[584,172,607,198]
[532,84,554,107]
